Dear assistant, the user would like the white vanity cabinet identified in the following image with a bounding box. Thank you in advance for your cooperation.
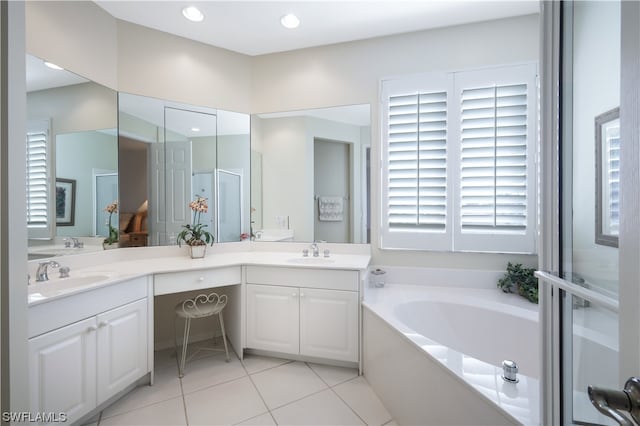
[245,266,360,363]
[28,277,149,425]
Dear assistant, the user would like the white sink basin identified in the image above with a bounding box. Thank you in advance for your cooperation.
[29,274,112,297]
[287,257,336,265]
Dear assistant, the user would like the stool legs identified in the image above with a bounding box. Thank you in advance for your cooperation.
[174,309,230,377]
[218,312,230,362]
[178,317,192,378]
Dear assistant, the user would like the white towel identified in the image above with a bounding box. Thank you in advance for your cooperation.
[318,196,344,221]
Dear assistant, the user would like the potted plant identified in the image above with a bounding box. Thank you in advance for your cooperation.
[177,196,214,258]
[497,262,539,303]
[103,201,119,249]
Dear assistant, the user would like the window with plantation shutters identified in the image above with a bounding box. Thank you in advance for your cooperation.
[459,83,528,232]
[387,91,447,231]
[27,120,53,238]
[381,64,537,253]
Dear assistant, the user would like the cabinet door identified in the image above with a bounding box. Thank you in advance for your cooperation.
[29,317,97,424]
[96,298,148,405]
[246,284,299,354]
[300,288,358,362]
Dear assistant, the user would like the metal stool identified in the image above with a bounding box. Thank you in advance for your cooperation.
[174,292,229,378]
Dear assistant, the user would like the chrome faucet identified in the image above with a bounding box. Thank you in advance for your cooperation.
[36,260,60,282]
[310,242,320,257]
[71,237,83,248]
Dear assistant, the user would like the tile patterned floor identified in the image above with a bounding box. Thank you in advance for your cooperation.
[88,344,394,426]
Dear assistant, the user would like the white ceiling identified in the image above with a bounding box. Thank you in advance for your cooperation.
[26,54,88,92]
[95,0,539,56]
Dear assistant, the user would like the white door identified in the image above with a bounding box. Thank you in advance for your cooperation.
[539,1,640,424]
[299,288,358,362]
[96,299,148,405]
[217,169,242,243]
[246,284,299,355]
[94,171,118,237]
[164,140,192,244]
[148,143,165,245]
[29,317,97,424]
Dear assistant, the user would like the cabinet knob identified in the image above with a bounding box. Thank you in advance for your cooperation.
[98,321,109,328]
[300,293,305,297]
[87,325,97,332]
[292,292,297,297]
[199,277,205,281]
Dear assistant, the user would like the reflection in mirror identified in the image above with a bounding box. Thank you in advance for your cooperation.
[26,54,118,258]
[118,93,250,246]
[251,105,371,243]
[595,107,620,248]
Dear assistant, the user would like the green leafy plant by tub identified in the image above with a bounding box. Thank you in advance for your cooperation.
[497,262,538,303]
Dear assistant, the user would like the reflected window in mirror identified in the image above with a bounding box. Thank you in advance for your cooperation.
[251,104,371,244]
[595,107,620,247]
[26,53,118,254]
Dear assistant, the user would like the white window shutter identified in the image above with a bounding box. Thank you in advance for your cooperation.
[453,64,537,253]
[605,131,620,235]
[381,74,452,250]
[27,120,53,239]
[381,64,536,253]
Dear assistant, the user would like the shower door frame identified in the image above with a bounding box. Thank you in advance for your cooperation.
[539,1,640,424]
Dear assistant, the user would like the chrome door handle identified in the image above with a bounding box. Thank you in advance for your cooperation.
[588,377,640,425]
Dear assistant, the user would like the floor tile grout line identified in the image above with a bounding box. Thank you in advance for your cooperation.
[328,382,371,426]
[239,355,279,425]
[242,357,294,376]
[99,354,184,421]
[333,375,394,426]
[306,365,390,426]
[181,371,249,397]
[306,361,360,390]
[265,386,330,412]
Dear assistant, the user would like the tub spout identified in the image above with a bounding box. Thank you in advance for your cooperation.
[502,360,519,383]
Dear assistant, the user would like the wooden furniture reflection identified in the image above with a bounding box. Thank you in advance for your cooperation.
[120,201,148,247]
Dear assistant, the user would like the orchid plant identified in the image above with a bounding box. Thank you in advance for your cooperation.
[177,196,214,247]
[104,201,119,245]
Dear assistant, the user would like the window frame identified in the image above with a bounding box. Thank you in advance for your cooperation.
[380,63,538,254]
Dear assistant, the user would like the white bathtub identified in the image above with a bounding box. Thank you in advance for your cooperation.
[363,281,540,425]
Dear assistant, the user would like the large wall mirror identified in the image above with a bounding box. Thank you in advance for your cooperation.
[119,93,250,247]
[26,54,118,259]
[251,105,371,243]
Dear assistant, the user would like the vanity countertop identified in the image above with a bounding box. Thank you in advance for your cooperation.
[27,244,371,306]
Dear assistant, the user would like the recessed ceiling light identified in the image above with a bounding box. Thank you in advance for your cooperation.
[182,6,204,22]
[191,127,201,132]
[281,13,300,29]
[44,61,64,71]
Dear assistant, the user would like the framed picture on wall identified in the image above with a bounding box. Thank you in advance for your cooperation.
[55,178,76,226]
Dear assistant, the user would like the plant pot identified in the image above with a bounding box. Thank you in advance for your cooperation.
[189,244,206,259]
[103,242,118,250]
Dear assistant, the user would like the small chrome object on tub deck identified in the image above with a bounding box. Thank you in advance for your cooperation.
[502,360,519,383]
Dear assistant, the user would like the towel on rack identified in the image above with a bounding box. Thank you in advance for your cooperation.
[318,196,344,221]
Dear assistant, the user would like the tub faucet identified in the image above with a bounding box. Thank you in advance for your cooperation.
[36,260,60,282]
[310,242,320,257]
[71,237,83,248]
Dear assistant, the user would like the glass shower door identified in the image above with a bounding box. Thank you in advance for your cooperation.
[551,1,640,424]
